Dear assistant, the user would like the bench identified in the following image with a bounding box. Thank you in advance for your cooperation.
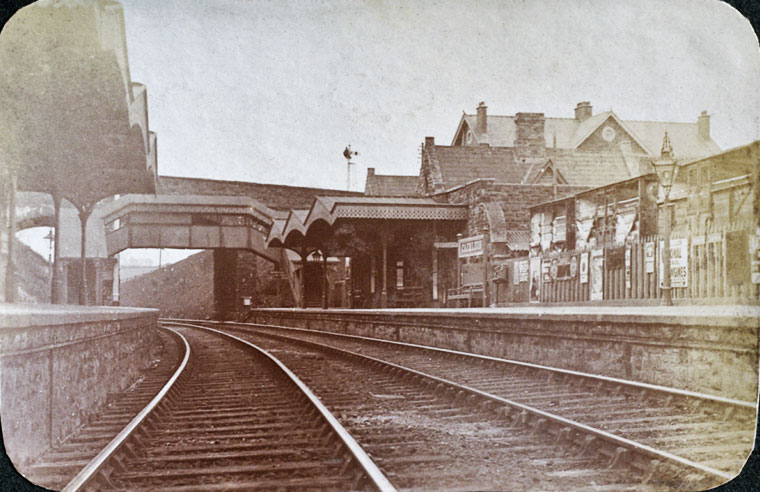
[394,286,424,308]
[447,284,484,307]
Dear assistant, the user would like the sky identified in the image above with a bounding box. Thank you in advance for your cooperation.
[117,0,760,192]
[12,0,760,265]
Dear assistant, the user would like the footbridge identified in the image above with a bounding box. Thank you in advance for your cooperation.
[99,194,283,263]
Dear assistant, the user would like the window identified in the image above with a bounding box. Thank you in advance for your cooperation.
[396,261,404,289]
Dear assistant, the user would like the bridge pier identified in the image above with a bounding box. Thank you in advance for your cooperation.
[213,249,258,321]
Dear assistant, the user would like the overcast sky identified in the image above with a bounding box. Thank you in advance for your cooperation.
[118,0,760,192]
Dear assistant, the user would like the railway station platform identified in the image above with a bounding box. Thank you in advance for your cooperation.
[245,305,760,402]
[0,304,159,466]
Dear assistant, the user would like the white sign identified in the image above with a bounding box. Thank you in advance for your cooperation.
[518,260,529,283]
[579,252,589,284]
[590,249,604,301]
[644,242,655,273]
[458,235,484,258]
[659,238,689,288]
[625,246,631,289]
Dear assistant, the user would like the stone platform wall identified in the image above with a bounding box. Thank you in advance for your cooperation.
[246,308,759,402]
[0,305,159,466]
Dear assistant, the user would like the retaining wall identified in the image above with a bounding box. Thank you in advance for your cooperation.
[246,307,760,402]
[0,304,159,466]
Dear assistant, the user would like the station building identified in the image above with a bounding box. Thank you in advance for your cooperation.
[269,101,728,308]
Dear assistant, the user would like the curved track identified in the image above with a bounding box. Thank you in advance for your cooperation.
[62,324,392,492]
[196,319,756,490]
[23,328,185,490]
[164,320,718,491]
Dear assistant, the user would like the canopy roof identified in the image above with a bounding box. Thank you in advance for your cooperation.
[267,196,467,249]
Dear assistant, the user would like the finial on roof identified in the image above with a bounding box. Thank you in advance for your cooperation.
[660,131,673,159]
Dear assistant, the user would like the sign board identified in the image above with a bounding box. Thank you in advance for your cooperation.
[518,260,529,283]
[644,242,655,273]
[579,252,589,284]
[529,257,541,302]
[590,248,604,300]
[569,256,578,278]
[458,235,484,258]
[625,246,631,289]
[542,259,551,283]
[752,235,760,284]
[659,238,689,288]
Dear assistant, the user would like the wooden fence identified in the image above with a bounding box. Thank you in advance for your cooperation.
[495,222,759,305]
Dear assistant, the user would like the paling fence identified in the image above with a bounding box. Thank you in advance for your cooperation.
[496,220,759,304]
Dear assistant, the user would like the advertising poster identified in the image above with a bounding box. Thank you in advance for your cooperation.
[659,238,689,288]
[644,242,655,273]
[590,248,604,301]
[625,246,631,289]
[529,257,541,302]
[752,234,760,284]
[579,252,589,284]
[518,260,529,283]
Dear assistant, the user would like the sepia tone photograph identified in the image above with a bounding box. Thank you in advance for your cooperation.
[1,0,759,490]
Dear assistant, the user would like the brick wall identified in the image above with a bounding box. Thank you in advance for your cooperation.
[157,176,362,211]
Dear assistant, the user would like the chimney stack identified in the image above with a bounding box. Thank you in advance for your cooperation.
[697,110,710,140]
[476,101,487,135]
[424,136,435,149]
[515,112,546,159]
[574,101,592,121]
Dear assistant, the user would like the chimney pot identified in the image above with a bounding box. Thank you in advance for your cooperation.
[697,111,710,140]
[476,102,487,135]
[574,101,593,121]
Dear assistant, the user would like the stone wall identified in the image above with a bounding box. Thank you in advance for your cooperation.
[445,181,587,236]
[246,308,759,402]
[0,305,159,466]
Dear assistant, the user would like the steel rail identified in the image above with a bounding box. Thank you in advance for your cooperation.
[161,320,397,492]
[224,323,736,482]
[62,326,191,492]
[216,319,755,410]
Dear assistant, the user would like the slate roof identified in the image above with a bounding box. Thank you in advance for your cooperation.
[505,230,530,251]
[365,172,419,196]
[459,110,720,159]
[428,145,528,190]
[526,150,640,188]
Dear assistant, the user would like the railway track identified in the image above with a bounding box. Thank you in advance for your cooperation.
[23,328,184,490]
[188,319,756,490]
[161,320,719,491]
[59,324,392,491]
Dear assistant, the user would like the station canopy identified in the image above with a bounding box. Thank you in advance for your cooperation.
[267,196,468,253]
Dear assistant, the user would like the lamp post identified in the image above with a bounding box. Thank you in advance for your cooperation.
[482,224,490,307]
[652,132,678,306]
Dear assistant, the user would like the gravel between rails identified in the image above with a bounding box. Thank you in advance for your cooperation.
[221,327,671,491]
[231,322,755,485]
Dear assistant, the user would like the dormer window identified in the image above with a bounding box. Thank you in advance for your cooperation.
[466,131,473,145]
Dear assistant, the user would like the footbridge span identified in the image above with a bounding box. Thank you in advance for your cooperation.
[100,194,282,263]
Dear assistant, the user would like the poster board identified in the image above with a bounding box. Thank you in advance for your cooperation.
[590,248,604,300]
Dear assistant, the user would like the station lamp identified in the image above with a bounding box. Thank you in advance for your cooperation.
[651,132,678,306]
